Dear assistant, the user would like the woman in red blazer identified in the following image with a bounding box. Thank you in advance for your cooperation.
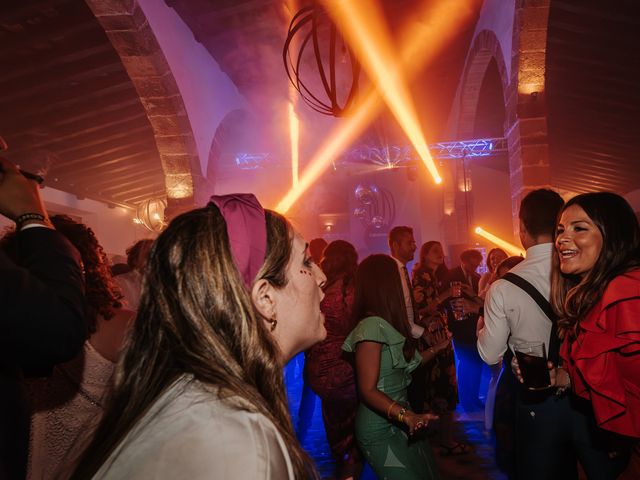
[551,192,640,479]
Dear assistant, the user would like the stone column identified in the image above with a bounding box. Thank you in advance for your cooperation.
[506,0,552,237]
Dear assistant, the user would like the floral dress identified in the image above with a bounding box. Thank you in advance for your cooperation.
[411,266,458,413]
[305,277,360,474]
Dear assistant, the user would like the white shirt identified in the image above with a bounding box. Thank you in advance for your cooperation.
[94,376,295,479]
[392,256,425,339]
[477,243,554,365]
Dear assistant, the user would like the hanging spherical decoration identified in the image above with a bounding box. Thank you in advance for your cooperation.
[352,184,395,231]
[354,183,377,205]
[136,197,167,232]
[283,4,360,117]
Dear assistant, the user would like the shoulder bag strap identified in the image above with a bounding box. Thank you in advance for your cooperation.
[501,272,560,365]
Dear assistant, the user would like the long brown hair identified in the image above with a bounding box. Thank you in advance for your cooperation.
[352,254,417,360]
[70,206,317,479]
[415,240,449,286]
[551,192,640,338]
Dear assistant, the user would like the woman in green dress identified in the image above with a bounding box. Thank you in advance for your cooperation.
[343,254,450,480]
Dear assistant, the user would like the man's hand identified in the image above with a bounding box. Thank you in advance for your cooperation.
[0,156,47,221]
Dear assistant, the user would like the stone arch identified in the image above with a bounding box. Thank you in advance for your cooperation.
[455,29,510,140]
[84,0,199,218]
[445,30,510,244]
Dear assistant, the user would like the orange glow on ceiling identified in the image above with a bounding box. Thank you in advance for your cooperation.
[320,0,440,184]
[276,0,477,213]
[475,226,525,257]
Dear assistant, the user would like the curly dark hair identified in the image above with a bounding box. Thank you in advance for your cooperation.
[50,215,122,334]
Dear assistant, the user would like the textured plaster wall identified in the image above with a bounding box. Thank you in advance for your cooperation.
[137,0,246,176]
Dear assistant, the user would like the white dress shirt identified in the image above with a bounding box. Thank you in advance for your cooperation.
[477,243,554,365]
[392,256,425,338]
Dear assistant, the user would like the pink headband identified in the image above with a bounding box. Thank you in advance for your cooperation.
[209,194,267,288]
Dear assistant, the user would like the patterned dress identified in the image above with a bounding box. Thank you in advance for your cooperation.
[305,277,360,474]
[343,317,439,480]
[25,341,115,480]
[411,266,458,413]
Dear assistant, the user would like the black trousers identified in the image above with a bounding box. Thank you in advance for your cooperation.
[516,393,628,480]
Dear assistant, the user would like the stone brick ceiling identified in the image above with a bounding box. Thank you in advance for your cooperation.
[546,0,640,195]
[0,0,165,208]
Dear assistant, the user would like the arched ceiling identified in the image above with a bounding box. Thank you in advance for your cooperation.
[0,0,165,208]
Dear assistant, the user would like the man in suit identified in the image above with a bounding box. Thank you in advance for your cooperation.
[388,226,431,411]
[0,156,86,479]
[446,249,484,411]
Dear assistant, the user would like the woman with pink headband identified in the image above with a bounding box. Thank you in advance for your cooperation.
[70,194,327,479]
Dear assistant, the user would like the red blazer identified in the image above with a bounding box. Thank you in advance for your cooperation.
[561,269,640,438]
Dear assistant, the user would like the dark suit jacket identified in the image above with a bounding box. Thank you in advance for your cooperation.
[0,227,86,479]
[446,265,480,295]
[445,265,481,347]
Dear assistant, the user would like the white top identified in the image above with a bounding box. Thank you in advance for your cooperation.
[392,256,425,338]
[477,243,554,365]
[94,376,295,480]
[27,341,114,480]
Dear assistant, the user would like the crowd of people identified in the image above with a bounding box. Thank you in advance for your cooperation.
[1,150,639,480]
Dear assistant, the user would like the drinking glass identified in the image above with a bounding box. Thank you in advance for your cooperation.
[450,280,462,298]
[514,341,551,390]
[449,281,464,320]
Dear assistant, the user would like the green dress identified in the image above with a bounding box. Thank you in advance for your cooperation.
[343,316,439,480]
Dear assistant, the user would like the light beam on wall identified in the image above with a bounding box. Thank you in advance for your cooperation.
[276,0,477,213]
[320,0,441,184]
[475,226,526,257]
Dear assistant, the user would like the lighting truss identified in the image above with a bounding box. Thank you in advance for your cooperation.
[429,137,507,159]
[336,137,507,168]
[234,138,507,171]
[234,153,270,170]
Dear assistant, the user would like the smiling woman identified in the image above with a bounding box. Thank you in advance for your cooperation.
[556,205,603,278]
[551,192,640,479]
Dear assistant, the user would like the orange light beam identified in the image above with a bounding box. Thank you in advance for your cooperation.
[285,0,300,189]
[320,0,440,184]
[288,100,300,188]
[475,227,526,257]
[276,0,477,213]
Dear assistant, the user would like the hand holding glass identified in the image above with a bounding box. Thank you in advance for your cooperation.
[514,342,551,390]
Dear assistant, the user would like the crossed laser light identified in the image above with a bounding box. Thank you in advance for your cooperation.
[276,0,478,213]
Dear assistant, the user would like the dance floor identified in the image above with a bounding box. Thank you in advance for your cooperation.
[285,352,506,480]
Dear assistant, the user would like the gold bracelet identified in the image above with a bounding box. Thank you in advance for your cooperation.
[397,407,406,424]
[386,401,397,419]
